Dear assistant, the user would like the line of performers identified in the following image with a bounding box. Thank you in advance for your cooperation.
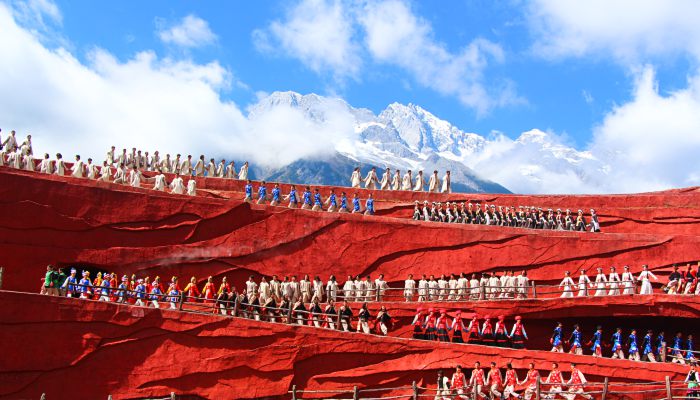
[413,202,600,232]
[412,309,528,349]
[558,266,658,297]
[550,323,697,364]
[243,181,376,215]
[439,362,593,400]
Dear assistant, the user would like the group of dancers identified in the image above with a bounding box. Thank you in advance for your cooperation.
[403,272,531,302]
[558,265,660,297]
[412,309,529,349]
[351,168,453,193]
[665,263,700,295]
[413,201,601,233]
[549,322,697,364]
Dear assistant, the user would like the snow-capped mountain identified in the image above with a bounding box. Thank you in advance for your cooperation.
[247,91,608,194]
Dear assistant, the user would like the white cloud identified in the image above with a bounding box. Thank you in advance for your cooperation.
[158,14,217,48]
[252,0,361,80]
[582,90,593,104]
[0,3,353,169]
[528,0,700,63]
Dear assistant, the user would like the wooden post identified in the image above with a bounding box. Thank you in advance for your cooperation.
[661,343,667,363]
[232,296,239,317]
[535,376,541,400]
[602,377,608,400]
[532,282,537,299]
[287,302,293,324]
[178,292,185,311]
[353,385,359,400]
[337,309,342,331]
[412,380,418,400]
[665,376,672,400]
[291,385,297,400]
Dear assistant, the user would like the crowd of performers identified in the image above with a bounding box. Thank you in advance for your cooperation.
[402,272,531,301]
[550,322,698,364]
[242,181,376,215]
[350,168,453,193]
[437,362,596,400]
[412,310,529,349]
[665,263,700,295]
[40,266,395,335]
[413,201,601,232]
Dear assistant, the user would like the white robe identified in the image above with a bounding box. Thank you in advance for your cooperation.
[441,174,451,193]
[594,273,608,296]
[87,163,98,179]
[207,162,216,177]
[180,159,192,175]
[413,174,425,191]
[216,162,225,177]
[10,152,22,169]
[577,274,591,297]
[99,165,111,182]
[403,279,416,298]
[161,158,171,173]
[560,276,574,298]
[238,165,248,180]
[379,171,390,190]
[401,173,412,190]
[170,177,185,194]
[391,173,401,190]
[364,171,377,190]
[23,155,34,171]
[129,170,143,187]
[621,272,635,295]
[71,160,85,178]
[153,174,167,191]
[39,159,54,174]
[428,174,440,192]
[55,160,66,176]
[113,167,126,183]
[608,272,621,295]
[193,159,205,177]
[225,164,236,178]
[106,150,115,165]
[638,270,657,295]
[350,171,361,188]
[187,179,197,196]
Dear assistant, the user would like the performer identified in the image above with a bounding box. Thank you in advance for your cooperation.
[551,322,564,352]
[494,316,508,347]
[608,266,621,296]
[153,170,167,191]
[628,329,640,361]
[351,193,362,214]
[560,271,575,298]
[285,185,299,209]
[257,181,268,205]
[509,316,528,349]
[469,361,488,399]
[98,276,111,302]
[428,170,440,193]
[379,167,390,190]
[481,315,494,346]
[466,314,481,344]
[642,329,656,362]
[326,276,338,302]
[503,363,521,399]
[337,191,349,213]
[129,166,144,188]
[169,173,185,194]
[270,183,281,206]
[569,324,583,355]
[589,208,601,232]
[686,334,696,363]
[441,170,451,193]
[543,362,564,400]
[485,362,503,400]
[451,311,466,343]
[423,308,437,341]
[638,264,658,295]
[401,170,412,191]
[566,363,593,400]
[589,326,603,357]
[577,269,591,297]
[324,189,337,212]
[134,279,147,306]
[364,193,375,215]
[184,277,201,301]
[520,362,540,400]
[225,160,236,178]
[186,179,196,196]
[357,303,371,334]
[436,310,450,342]
[451,365,469,400]
[301,186,313,210]
[391,169,401,190]
[350,167,361,188]
[323,300,336,329]
[238,161,249,180]
[39,153,54,174]
[685,364,700,399]
[593,267,608,296]
[77,271,92,299]
[404,274,416,302]
[671,332,686,364]
[621,265,636,295]
[413,170,425,192]
[411,307,425,339]
[244,180,253,203]
[339,301,353,331]
[202,276,216,304]
[611,327,624,359]
[374,306,392,335]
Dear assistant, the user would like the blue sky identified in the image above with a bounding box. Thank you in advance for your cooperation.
[46,0,687,147]
[2,0,700,193]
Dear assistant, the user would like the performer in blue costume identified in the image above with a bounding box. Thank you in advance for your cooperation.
[116,275,129,303]
[244,180,253,202]
[365,193,375,215]
[326,189,338,212]
[256,181,268,204]
[338,192,349,213]
[98,277,111,302]
[627,329,640,361]
[643,329,656,362]
[686,334,696,363]
[135,279,147,306]
[149,284,163,308]
[551,322,564,352]
[301,186,313,210]
[285,185,299,209]
[270,183,281,206]
[611,327,624,359]
[671,332,686,364]
[352,193,362,214]
[64,268,78,298]
[78,270,92,299]
[311,188,323,211]
[589,326,603,357]
[568,324,583,355]
[656,331,666,362]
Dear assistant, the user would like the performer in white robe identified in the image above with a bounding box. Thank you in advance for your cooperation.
[391,169,401,190]
[39,154,54,174]
[428,170,440,193]
[129,166,144,188]
[638,265,657,295]
[187,179,197,196]
[193,155,205,177]
[113,164,127,184]
[621,266,636,295]
[170,174,185,194]
[593,268,608,296]
[350,167,362,188]
[326,277,338,302]
[404,274,416,301]
[106,146,116,165]
[225,161,236,178]
[441,170,452,193]
[342,276,355,302]
[22,153,34,171]
[86,159,98,179]
[71,155,85,178]
[153,171,167,191]
[413,170,425,191]
[171,154,181,173]
[2,130,17,152]
[99,162,111,182]
[180,155,193,175]
[559,271,575,298]
[608,266,621,296]
[216,159,225,177]
[150,151,160,171]
[379,168,391,190]
[9,150,22,169]
[161,155,171,173]
[238,161,249,180]
[21,134,32,156]
[401,170,412,190]
[117,149,128,167]
[207,158,216,177]
[577,270,591,297]
[55,154,67,176]
[0,147,6,167]
[364,167,378,190]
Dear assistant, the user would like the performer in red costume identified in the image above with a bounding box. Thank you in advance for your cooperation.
[451,365,469,400]
[544,362,564,399]
[494,315,508,347]
[565,363,593,400]
[485,361,503,399]
[469,361,488,399]
[423,308,437,341]
[521,362,540,400]
[451,310,466,343]
[184,277,201,301]
[466,314,481,343]
[436,310,450,342]
[481,315,494,346]
[503,363,522,399]
[202,276,216,305]
[509,316,528,349]
[411,307,425,339]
